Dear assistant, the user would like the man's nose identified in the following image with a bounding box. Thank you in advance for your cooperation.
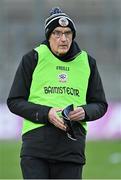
[60,33,67,41]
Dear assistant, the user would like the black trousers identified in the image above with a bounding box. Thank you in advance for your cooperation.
[20,156,83,179]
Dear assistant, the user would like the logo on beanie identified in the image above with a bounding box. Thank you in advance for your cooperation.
[59,17,69,27]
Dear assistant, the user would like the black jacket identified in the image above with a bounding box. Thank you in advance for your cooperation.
[7,40,108,164]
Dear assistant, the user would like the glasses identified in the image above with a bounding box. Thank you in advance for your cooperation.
[58,104,77,141]
[62,115,77,141]
[52,30,73,39]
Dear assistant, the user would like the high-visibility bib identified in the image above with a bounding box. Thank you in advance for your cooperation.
[22,44,90,134]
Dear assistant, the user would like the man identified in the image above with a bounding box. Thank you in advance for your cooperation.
[7,7,108,179]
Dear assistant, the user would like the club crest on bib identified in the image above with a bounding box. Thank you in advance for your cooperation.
[59,17,69,27]
[58,73,67,82]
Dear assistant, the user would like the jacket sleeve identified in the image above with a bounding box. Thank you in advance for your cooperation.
[7,50,52,124]
[82,55,108,121]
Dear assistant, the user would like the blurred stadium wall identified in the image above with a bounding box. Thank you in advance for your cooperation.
[0,0,121,139]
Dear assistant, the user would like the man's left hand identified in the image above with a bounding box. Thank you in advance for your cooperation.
[68,107,85,121]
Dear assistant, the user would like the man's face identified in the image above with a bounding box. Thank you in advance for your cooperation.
[49,27,73,56]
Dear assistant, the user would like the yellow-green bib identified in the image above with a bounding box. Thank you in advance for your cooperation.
[22,44,90,134]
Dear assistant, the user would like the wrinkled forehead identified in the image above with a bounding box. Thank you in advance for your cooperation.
[53,27,72,32]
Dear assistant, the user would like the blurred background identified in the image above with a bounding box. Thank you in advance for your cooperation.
[0,0,121,179]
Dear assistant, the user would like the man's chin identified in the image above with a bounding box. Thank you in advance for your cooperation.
[58,50,68,56]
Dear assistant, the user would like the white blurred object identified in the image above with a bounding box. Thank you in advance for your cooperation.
[109,153,121,164]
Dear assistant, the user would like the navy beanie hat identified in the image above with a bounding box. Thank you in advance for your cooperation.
[45,7,76,39]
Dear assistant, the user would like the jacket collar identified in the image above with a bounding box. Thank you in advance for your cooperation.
[42,40,81,62]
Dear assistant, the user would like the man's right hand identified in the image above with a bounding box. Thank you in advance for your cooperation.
[48,108,67,131]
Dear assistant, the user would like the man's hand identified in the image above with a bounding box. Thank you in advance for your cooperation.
[68,107,85,121]
[48,108,67,131]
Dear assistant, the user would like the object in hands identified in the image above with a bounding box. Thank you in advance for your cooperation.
[62,104,77,141]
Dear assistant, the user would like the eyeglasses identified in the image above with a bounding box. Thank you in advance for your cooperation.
[52,30,73,39]
[62,115,77,141]
[58,104,77,141]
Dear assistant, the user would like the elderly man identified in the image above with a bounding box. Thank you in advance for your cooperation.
[7,7,108,179]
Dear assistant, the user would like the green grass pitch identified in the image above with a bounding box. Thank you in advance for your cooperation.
[0,139,121,179]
